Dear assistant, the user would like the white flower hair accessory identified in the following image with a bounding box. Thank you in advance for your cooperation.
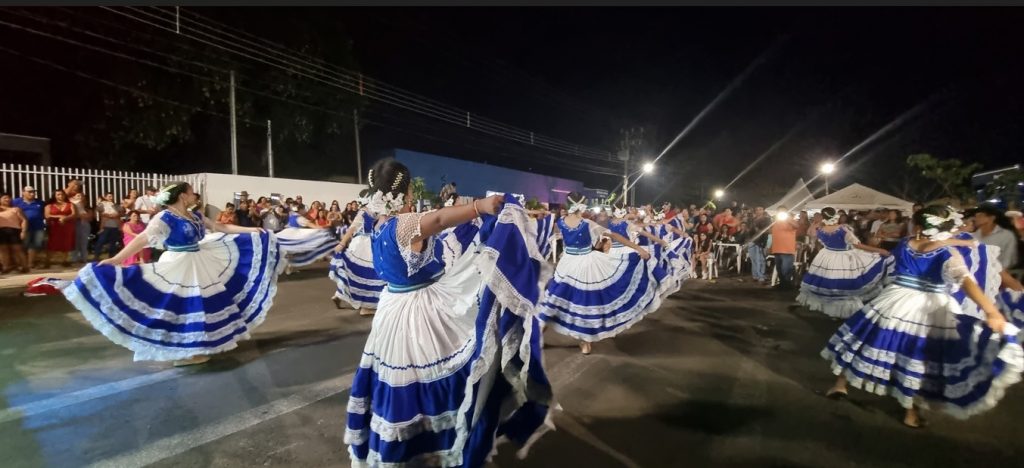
[567,196,588,214]
[613,208,628,219]
[921,207,963,240]
[365,190,405,216]
[513,193,526,206]
[822,216,839,226]
[356,194,371,207]
[155,190,173,205]
[444,198,455,207]
[653,209,666,221]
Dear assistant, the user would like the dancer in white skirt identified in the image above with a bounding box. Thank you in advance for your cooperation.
[822,206,1022,428]
[607,201,677,298]
[330,189,384,316]
[538,193,657,355]
[275,204,336,272]
[61,181,282,366]
[345,159,553,466]
[797,207,894,319]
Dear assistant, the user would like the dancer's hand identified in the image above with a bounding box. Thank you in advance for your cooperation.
[638,250,651,260]
[334,243,345,253]
[660,239,669,247]
[987,313,1007,334]
[475,195,504,216]
[98,257,121,267]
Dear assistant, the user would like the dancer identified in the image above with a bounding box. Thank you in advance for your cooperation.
[61,181,283,366]
[608,201,677,297]
[821,206,1023,428]
[345,159,553,467]
[330,189,385,316]
[538,193,658,355]
[797,207,893,319]
[275,204,337,272]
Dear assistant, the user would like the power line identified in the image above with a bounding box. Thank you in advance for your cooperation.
[99,6,618,162]
[0,11,621,176]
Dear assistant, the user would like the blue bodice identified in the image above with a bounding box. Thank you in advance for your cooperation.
[817,227,851,250]
[287,213,304,228]
[609,220,630,238]
[371,216,447,290]
[890,238,956,291]
[357,211,375,236]
[558,218,595,250]
[157,211,204,252]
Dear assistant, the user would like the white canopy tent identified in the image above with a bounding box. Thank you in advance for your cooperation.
[767,178,815,213]
[804,183,914,213]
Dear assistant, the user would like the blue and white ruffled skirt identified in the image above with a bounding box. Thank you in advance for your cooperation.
[329,235,385,309]
[275,227,337,267]
[61,231,283,361]
[798,248,893,319]
[539,248,662,342]
[822,285,1023,418]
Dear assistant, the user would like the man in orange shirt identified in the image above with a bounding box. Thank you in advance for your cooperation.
[770,205,800,289]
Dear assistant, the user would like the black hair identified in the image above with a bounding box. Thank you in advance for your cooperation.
[913,205,958,234]
[821,207,838,221]
[439,182,458,203]
[974,204,1017,237]
[367,158,412,198]
[567,192,585,206]
[158,181,191,206]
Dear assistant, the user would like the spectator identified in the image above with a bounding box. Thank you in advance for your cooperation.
[93,192,124,262]
[238,191,250,205]
[65,178,91,264]
[315,209,331,228]
[236,200,256,228]
[0,192,29,273]
[712,208,739,235]
[123,189,140,212]
[972,204,1020,268]
[874,209,906,251]
[44,189,77,268]
[770,205,800,289]
[694,232,715,281]
[327,202,343,227]
[904,203,924,234]
[262,205,286,232]
[134,186,159,224]
[121,211,150,266]
[694,213,714,235]
[663,202,677,221]
[217,202,238,225]
[14,186,45,269]
[747,206,772,285]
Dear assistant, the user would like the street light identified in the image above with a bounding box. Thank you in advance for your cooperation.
[642,162,655,173]
[820,162,836,195]
[713,189,725,199]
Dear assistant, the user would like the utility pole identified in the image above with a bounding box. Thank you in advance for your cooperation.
[229,70,238,175]
[266,120,274,178]
[354,109,363,185]
[619,127,645,206]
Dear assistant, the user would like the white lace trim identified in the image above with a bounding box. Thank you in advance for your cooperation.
[62,232,282,361]
[796,291,867,319]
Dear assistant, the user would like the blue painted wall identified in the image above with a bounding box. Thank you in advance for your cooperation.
[390,148,584,204]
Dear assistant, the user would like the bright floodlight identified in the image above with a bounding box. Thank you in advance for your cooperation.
[820,162,836,175]
[592,206,602,213]
[713,189,725,199]
[642,162,655,173]
[777,212,790,221]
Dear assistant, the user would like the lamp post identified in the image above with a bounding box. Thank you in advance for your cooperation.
[820,162,836,195]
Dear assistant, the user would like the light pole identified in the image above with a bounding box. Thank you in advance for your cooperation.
[820,162,836,195]
[713,189,725,200]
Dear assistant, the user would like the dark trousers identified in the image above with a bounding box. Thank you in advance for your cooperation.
[93,227,121,259]
[774,253,795,288]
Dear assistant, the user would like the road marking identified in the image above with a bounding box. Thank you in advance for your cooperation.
[0,368,185,424]
[88,372,355,468]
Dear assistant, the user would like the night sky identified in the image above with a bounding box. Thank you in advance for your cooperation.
[3,7,1024,205]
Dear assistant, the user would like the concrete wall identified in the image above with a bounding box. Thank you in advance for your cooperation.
[193,172,365,216]
[390,148,584,204]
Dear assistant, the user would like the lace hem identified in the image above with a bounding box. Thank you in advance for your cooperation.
[61,231,281,361]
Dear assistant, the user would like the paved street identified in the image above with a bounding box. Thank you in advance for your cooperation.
[2,271,1023,468]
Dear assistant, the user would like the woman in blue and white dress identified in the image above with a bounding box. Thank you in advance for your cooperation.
[275,204,336,272]
[345,160,553,467]
[538,193,659,355]
[61,181,282,366]
[797,207,894,319]
[822,206,1023,428]
[330,190,384,316]
[607,202,677,298]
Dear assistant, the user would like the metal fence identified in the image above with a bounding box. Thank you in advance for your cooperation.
[0,163,206,204]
